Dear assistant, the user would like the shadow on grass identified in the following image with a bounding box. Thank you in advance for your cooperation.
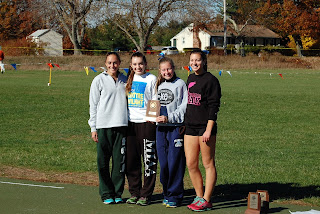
[213,183,320,202]
[150,182,319,210]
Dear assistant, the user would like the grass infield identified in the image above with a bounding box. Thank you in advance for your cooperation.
[0,68,319,207]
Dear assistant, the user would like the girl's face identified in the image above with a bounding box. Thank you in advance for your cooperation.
[130,56,146,75]
[189,53,204,74]
[159,61,174,81]
[105,54,120,76]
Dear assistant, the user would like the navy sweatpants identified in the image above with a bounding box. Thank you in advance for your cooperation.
[156,126,186,203]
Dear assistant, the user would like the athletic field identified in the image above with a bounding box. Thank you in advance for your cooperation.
[0,177,318,214]
[0,68,319,212]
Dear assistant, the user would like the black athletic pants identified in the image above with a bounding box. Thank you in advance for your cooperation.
[126,122,157,199]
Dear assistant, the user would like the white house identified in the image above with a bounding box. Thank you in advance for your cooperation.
[170,23,281,52]
[28,29,63,56]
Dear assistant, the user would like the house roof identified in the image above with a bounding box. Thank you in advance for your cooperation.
[28,29,63,38]
[204,24,280,38]
[238,25,280,38]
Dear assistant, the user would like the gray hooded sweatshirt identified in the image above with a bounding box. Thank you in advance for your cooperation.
[157,77,188,126]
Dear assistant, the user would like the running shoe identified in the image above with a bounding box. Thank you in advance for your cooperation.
[190,198,212,212]
[126,196,138,204]
[136,197,149,206]
[103,198,115,204]
[114,198,123,203]
[162,199,168,205]
[187,196,201,210]
[166,201,178,208]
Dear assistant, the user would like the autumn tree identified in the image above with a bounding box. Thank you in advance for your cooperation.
[0,0,45,41]
[49,0,95,55]
[256,0,320,56]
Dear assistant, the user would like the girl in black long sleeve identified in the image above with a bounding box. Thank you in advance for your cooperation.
[184,50,221,212]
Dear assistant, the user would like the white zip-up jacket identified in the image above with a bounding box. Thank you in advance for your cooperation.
[88,71,128,132]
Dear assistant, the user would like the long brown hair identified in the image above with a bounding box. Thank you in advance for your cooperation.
[155,57,176,92]
[125,52,147,94]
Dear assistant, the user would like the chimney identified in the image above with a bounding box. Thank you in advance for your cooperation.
[193,24,201,48]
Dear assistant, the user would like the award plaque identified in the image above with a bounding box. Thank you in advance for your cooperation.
[257,190,269,214]
[245,192,261,214]
[145,100,160,122]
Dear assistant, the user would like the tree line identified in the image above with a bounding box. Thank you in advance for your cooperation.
[0,0,319,56]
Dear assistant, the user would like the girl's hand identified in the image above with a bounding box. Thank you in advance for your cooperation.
[202,130,211,143]
[156,116,168,123]
[91,131,98,143]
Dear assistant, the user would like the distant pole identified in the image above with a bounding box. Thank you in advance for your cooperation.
[223,0,227,55]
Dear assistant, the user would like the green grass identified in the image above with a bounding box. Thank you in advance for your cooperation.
[0,68,319,206]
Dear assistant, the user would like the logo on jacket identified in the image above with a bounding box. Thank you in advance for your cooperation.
[158,89,174,105]
[128,81,147,108]
[188,81,201,106]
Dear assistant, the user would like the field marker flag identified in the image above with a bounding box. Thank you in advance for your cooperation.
[279,73,284,79]
[226,70,232,77]
[203,50,210,55]
[47,63,54,86]
[54,64,60,68]
[90,67,97,72]
[84,66,89,75]
[158,52,165,60]
[11,64,17,70]
[219,70,222,76]
[123,68,129,74]
[183,66,192,76]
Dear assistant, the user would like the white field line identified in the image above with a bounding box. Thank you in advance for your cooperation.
[0,181,64,189]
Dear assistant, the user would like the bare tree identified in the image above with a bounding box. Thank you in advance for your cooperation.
[104,0,191,52]
[49,0,94,55]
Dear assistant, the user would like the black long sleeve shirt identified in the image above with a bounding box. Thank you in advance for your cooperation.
[185,72,221,128]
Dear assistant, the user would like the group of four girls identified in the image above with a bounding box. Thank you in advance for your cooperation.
[88,50,221,212]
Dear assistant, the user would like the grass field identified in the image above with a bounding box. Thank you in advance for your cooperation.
[0,67,319,206]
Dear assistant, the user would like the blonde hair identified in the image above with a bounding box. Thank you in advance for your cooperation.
[155,57,176,92]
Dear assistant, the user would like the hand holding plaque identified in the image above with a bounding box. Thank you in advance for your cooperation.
[145,100,160,122]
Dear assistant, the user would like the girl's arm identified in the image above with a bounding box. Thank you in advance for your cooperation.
[207,76,221,122]
[167,82,188,124]
[88,77,101,133]
[202,76,221,142]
